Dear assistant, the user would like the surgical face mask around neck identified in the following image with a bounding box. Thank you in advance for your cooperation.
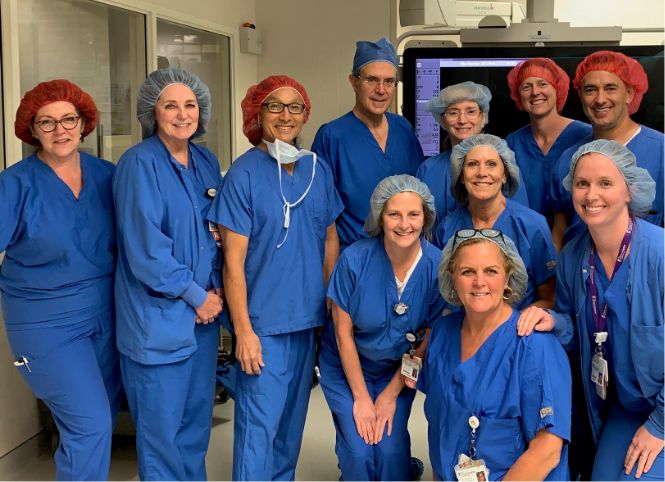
[263,138,312,165]
[262,139,317,248]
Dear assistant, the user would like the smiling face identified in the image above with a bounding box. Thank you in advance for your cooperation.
[155,83,199,143]
[381,191,425,249]
[441,100,485,146]
[259,87,305,145]
[578,70,634,133]
[461,145,507,203]
[519,76,558,117]
[572,152,631,229]
[350,61,398,118]
[30,101,83,162]
[452,240,509,314]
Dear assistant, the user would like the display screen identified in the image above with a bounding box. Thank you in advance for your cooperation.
[401,46,664,156]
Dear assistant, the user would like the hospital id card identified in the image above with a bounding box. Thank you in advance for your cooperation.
[454,454,490,481]
[591,353,608,400]
[401,354,422,382]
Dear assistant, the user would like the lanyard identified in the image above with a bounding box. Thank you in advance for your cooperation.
[586,217,633,335]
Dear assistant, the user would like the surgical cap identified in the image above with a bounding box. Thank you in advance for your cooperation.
[573,51,648,115]
[450,133,521,204]
[15,79,98,146]
[438,230,528,307]
[507,58,570,112]
[352,37,398,73]
[424,81,492,128]
[241,75,311,146]
[137,68,211,139]
[563,139,656,217]
[363,174,436,238]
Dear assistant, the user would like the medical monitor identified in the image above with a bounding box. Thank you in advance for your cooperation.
[401,46,664,156]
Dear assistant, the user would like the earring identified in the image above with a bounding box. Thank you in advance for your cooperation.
[503,286,514,300]
[450,289,458,303]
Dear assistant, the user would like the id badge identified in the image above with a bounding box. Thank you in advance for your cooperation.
[401,354,422,382]
[591,353,608,400]
[208,221,222,248]
[454,454,490,481]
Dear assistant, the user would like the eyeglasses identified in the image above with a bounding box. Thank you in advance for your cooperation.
[261,102,306,114]
[443,108,481,121]
[452,228,506,250]
[354,75,398,89]
[34,115,81,133]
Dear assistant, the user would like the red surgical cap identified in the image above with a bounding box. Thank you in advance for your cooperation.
[507,58,570,113]
[573,51,648,115]
[241,75,311,146]
[15,79,98,146]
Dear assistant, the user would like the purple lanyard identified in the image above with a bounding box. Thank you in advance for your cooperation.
[586,218,634,335]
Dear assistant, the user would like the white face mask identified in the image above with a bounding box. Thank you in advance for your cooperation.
[263,138,312,165]
[262,139,318,248]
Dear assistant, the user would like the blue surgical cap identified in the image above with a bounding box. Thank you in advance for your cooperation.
[352,37,398,73]
[364,174,436,238]
[450,133,521,204]
[438,230,528,307]
[563,139,656,217]
[137,68,211,139]
[424,81,492,128]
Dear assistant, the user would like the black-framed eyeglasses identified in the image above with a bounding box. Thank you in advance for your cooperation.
[353,74,398,89]
[261,102,306,114]
[34,115,81,133]
[452,228,506,249]
[443,108,481,121]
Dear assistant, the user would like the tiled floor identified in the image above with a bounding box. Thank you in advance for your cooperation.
[1,386,433,481]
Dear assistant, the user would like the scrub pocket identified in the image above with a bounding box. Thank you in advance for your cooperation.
[476,415,526,475]
[630,324,664,400]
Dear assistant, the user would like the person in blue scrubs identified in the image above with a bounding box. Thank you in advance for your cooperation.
[433,134,557,310]
[113,68,223,480]
[549,51,663,250]
[421,229,571,481]
[524,140,663,481]
[506,58,591,225]
[319,175,445,481]
[418,82,530,233]
[0,80,121,480]
[312,37,424,252]
[208,75,343,481]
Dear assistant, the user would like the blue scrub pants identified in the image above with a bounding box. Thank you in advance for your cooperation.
[592,404,664,481]
[319,350,416,481]
[120,321,219,481]
[233,328,316,481]
[7,311,121,481]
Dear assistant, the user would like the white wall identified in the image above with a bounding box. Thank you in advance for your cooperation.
[254,0,395,149]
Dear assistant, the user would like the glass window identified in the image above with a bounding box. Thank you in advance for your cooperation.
[17,0,146,163]
[156,19,232,170]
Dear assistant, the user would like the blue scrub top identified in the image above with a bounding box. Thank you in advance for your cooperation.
[0,152,116,328]
[550,126,664,244]
[584,254,651,413]
[507,120,591,224]
[551,218,664,442]
[417,148,531,234]
[208,147,343,336]
[420,309,571,481]
[324,237,445,375]
[312,111,424,251]
[113,135,223,364]
[433,199,557,309]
